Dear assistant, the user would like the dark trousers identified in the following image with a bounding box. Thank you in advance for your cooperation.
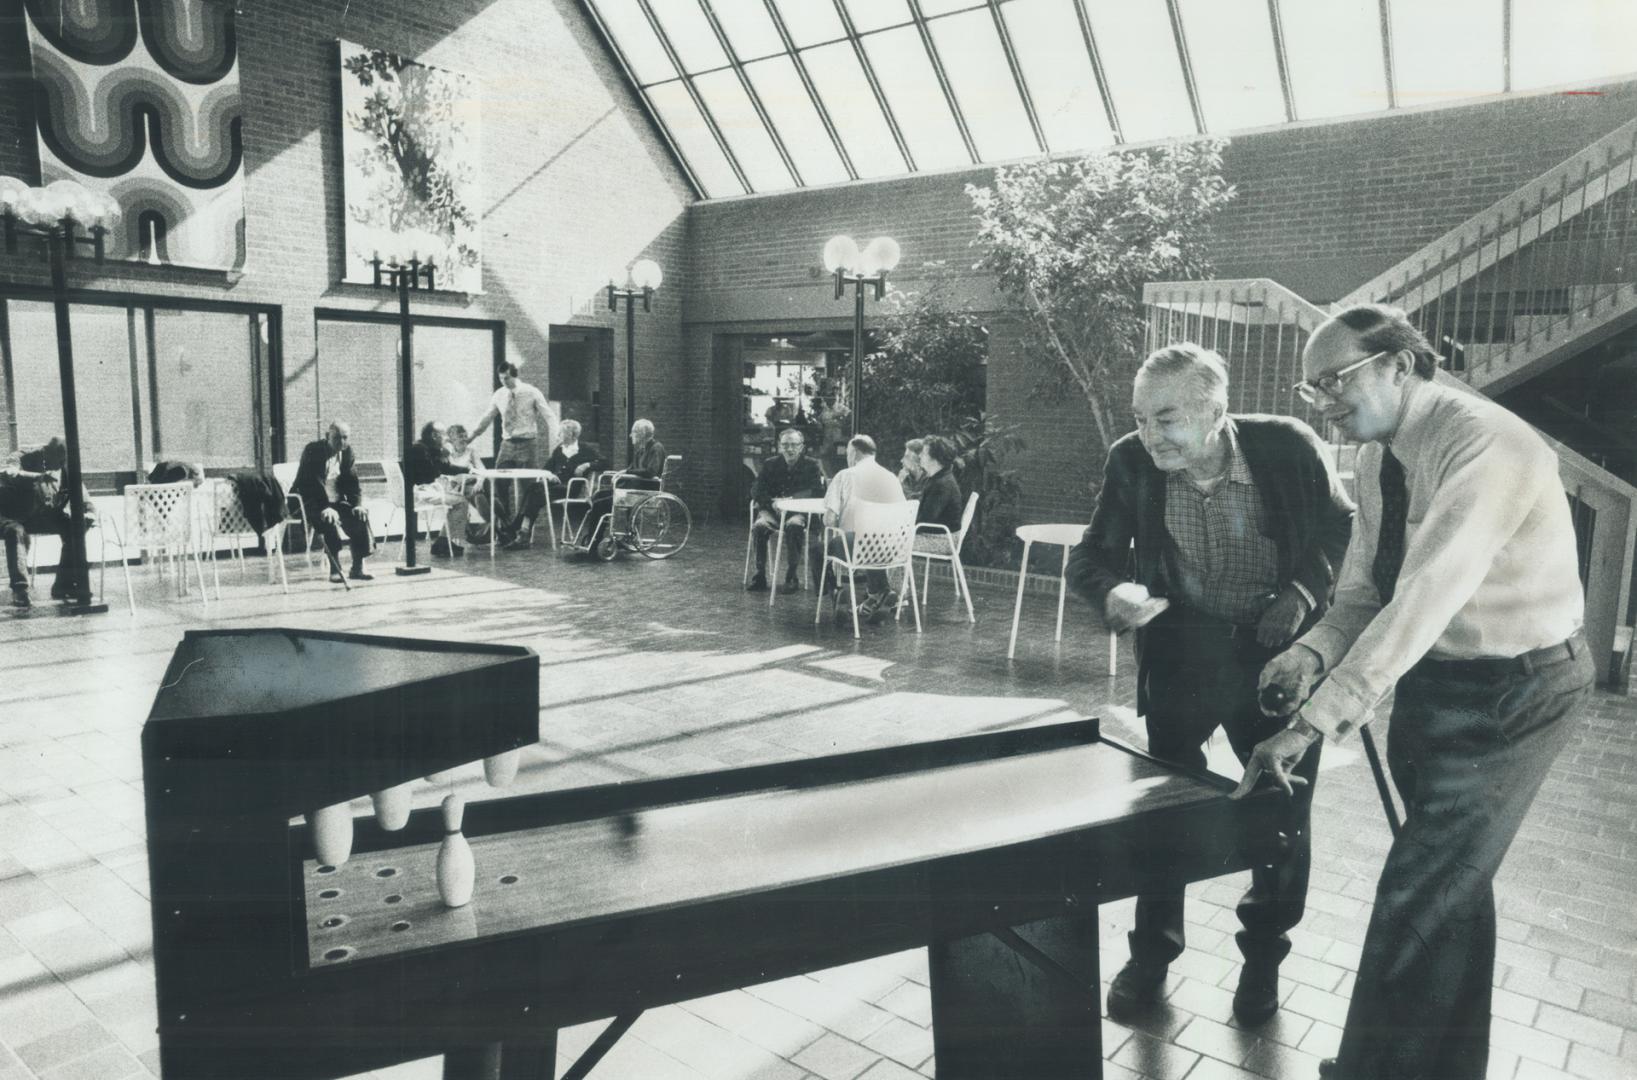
[1333,637,1592,1080]
[315,502,372,567]
[1132,606,1322,971]
[494,438,545,528]
[752,511,806,577]
[2,517,28,588]
[2,510,89,594]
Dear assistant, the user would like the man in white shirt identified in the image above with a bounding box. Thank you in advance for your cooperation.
[1233,304,1593,1080]
[470,361,555,548]
[812,434,904,620]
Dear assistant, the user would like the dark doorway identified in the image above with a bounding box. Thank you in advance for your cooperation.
[548,326,612,448]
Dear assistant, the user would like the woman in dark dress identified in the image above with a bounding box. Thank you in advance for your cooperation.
[913,435,964,555]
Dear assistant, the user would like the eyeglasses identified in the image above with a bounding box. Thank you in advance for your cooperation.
[1292,350,1388,404]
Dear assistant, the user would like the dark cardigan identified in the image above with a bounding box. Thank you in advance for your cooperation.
[1066,415,1354,634]
[915,469,964,534]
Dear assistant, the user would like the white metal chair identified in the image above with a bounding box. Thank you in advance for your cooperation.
[270,461,317,570]
[553,473,596,544]
[26,493,136,615]
[1007,522,1117,676]
[910,490,979,623]
[379,460,449,562]
[815,499,921,639]
[742,498,758,586]
[202,478,289,597]
[122,481,208,607]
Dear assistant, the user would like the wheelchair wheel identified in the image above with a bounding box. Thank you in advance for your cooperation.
[631,493,691,559]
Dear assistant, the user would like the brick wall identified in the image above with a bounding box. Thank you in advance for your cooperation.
[0,0,694,468]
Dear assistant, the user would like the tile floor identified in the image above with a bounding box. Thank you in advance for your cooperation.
[0,523,1633,1080]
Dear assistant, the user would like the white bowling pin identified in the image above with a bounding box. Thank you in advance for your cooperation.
[483,749,521,788]
[310,803,353,867]
[436,794,474,909]
[370,783,412,831]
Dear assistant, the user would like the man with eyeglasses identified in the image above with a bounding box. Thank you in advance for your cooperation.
[1234,303,1593,1080]
[1066,343,1354,1027]
[747,428,824,592]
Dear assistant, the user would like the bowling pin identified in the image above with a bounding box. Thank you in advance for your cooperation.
[370,783,412,831]
[483,749,521,788]
[436,794,474,908]
[310,803,353,867]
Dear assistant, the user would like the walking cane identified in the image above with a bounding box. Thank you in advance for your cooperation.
[1261,685,1400,837]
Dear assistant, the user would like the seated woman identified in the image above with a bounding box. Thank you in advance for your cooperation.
[406,421,471,556]
[912,435,963,555]
[579,418,664,547]
[546,418,604,539]
[897,437,927,499]
[444,424,490,542]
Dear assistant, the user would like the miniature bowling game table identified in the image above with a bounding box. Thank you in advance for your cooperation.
[144,629,1284,1080]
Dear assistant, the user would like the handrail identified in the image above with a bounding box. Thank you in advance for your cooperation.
[1340,116,1637,311]
[1142,278,1330,330]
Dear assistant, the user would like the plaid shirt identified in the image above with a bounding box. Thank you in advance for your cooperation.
[1163,424,1280,623]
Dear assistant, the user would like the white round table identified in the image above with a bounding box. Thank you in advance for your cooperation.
[768,496,827,604]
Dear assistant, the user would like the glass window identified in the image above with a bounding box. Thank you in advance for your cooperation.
[1176,0,1286,132]
[800,42,908,178]
[861,26,971,171]
[1512,0,1637,92]
[917,0,985,16]
[744,55,851,185]
[928,8,1040,161]
[1390,0,1502,107]
[842,0,911,34]
[3,302,137,473]
[646,80,747,198]
[1081,0,1199,142]
[1002,0,1115,153]
[588,0,677,85]
[694,68,796,192]
[1279,0,1388,120]
[148,309,259,468]
[707,0,786,61]
[770,0,844,47]
[647,0,728,74]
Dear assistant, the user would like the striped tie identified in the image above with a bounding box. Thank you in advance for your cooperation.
[1372,447,1409,604]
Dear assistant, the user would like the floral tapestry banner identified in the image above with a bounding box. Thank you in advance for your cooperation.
[338,41,482,293]
[24,0,246,270]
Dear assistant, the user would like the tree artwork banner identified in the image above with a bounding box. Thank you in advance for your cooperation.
[22,0,246,271]
[338,41,482,293]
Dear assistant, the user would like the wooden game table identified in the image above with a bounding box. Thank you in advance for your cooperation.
[157,715,1283,1079]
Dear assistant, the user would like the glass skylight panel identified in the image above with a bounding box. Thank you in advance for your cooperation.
[860,26,972,170]
[800,41,908,177]
[705,0,785,62]
[1001,0,1115,153]
[589,0,676,85]
[693,68,795,192]
[842,0,912,34]
[1175,0,1285,132]
[1390,0,1502,107]
[1279,0,1387,119]
[743,55,850,185]
[928,9,1040,161]
[917,0,986,16]
[1513,0,1637,91]
[1082,0,1198,143]
[771,0,844,47]
[648,0,729,74]
[645,80,746,197]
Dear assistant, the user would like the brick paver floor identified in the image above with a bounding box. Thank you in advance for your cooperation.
[0,523,1632,1079]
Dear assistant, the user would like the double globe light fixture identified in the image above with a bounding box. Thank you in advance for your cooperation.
[821,235,900,438]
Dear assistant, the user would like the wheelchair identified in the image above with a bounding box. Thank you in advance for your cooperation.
[564,472,691,561]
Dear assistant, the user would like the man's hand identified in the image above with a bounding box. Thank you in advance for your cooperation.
[574,463,590,476]
[320,507,340,527]
[1104,582,1155,633]
[1258,645,1322,716]
[1231,727,1316,799]
[350,505,368,520]
[1256,588,1310,647]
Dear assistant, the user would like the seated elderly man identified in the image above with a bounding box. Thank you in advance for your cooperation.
[809,434,904,622]
[747,428,823,592]
[546,419,603,539]
[292,420,373,582]
[407,421,472,557]
[580,419,665,548]
[0,437,95,608]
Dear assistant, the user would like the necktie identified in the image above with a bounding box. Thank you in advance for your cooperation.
[1372,447,1409,604]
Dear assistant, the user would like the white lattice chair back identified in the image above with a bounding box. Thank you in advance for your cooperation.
[270,461,299,497]
[207,478,254,537]
[125,481,197,549]
[847,499,918,569]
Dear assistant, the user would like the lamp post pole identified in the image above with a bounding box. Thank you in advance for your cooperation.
[821,236,899,439]
[607,259,662,466]
[371,253,436,577]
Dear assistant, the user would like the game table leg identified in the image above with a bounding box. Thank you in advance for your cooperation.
[442,1035,557,1080]
[929,911,1102,1079]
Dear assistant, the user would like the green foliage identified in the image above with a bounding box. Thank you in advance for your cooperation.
[966,140,1234,461]
[950,413,1024,568]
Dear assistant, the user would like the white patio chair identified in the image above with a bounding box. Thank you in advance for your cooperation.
[910,490,979,624]
[26,494,135,615]
[379,460,449,562]
[202,477,289,597]
[122,481,208,607]
[742,498,758,586]
[552,473,596,544]
[815,499,921,639]
[270,461,317,570]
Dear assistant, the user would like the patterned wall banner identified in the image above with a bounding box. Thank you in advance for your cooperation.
[23,0,246,271]
[338,41,482,293]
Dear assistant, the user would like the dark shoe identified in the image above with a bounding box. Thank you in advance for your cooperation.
[503,535,532,551]
[1106,958,1167,1021]
[783,573,800,592]
[1232,961,1281,1026]
[746,574,768,592]
[330,572,346,584]
[450,542,464,557]
[349,567,374,581]
[857,592,882,622]
[429,537,452,557]
[1317,1059,1337,1078]
[873,590,900,624]
[10,586,29,609]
